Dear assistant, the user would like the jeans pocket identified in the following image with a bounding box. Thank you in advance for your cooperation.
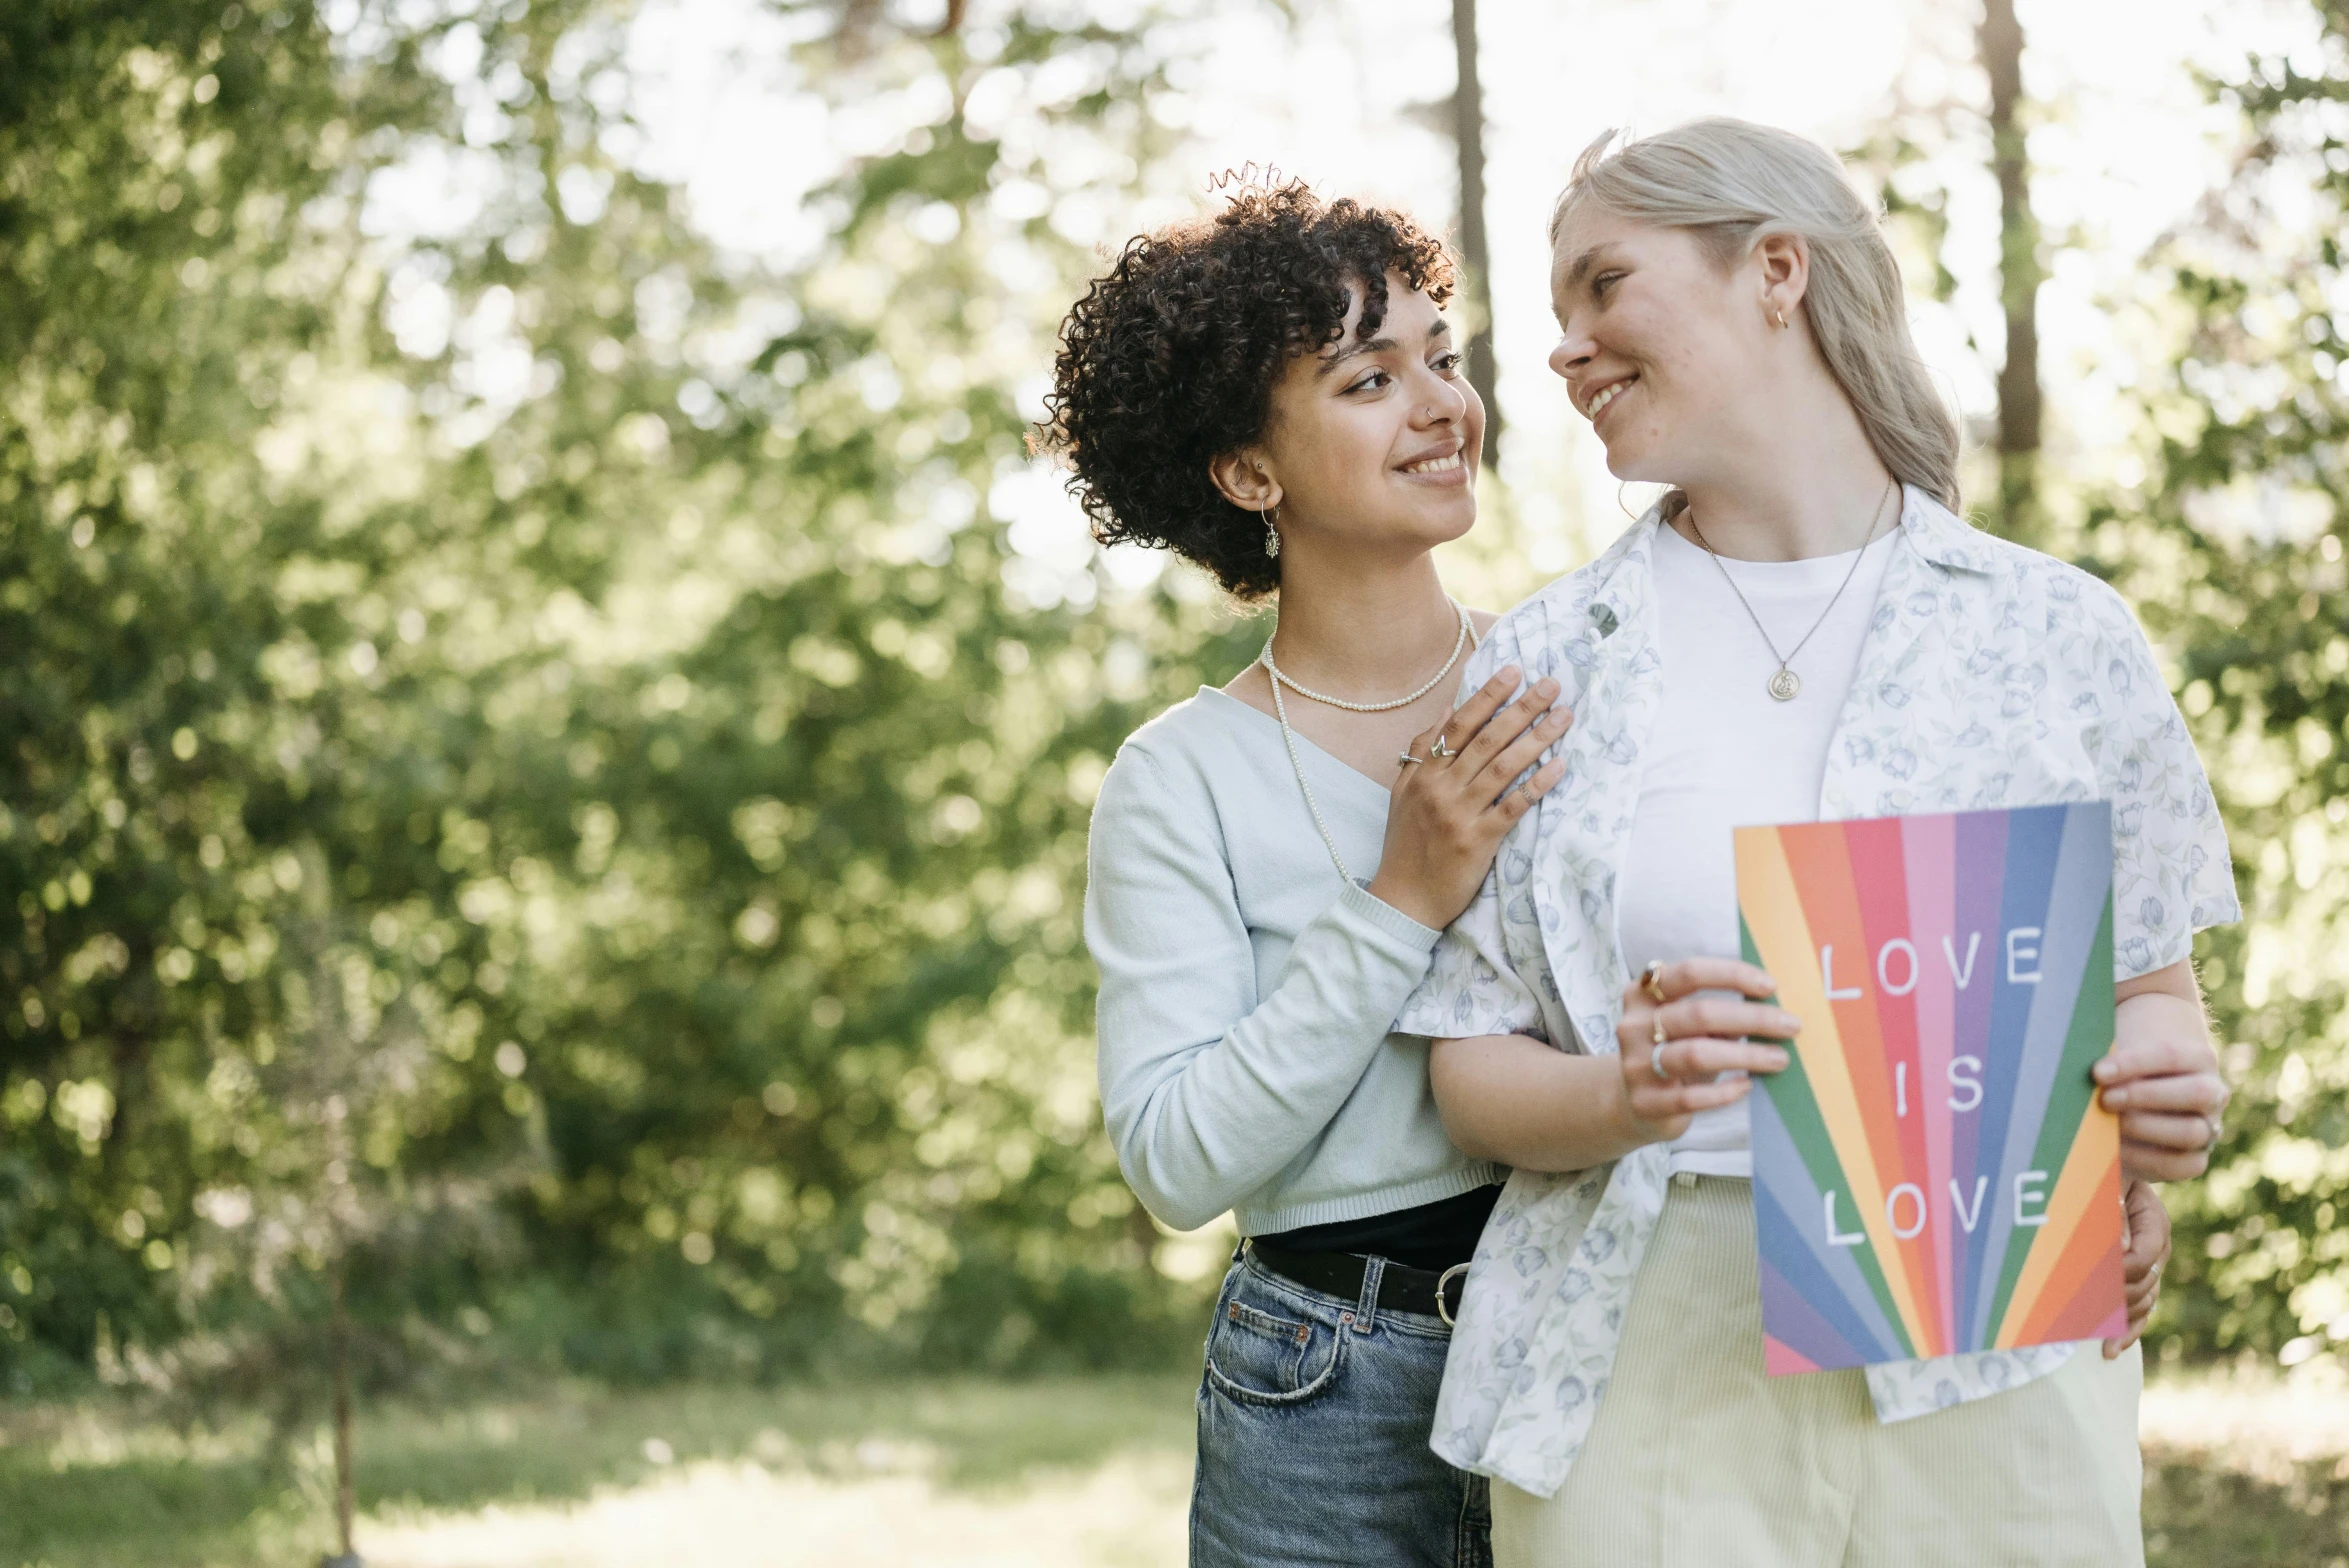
[1204,1290,1346,1408]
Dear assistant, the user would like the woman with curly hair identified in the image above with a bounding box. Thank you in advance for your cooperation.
[1046,183,1566,1567]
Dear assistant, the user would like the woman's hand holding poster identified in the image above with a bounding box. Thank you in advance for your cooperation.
[1735,803,2127,1375]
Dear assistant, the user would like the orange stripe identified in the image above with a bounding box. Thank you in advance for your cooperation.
[1777,822,1940,1351]
[2013,1158,2126,1348]
[1738,825,1928,1350]
[2031,1230,2129,1346]
[1996,1105,2124,1345]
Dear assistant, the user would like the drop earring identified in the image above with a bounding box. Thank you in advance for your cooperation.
[1263,502,1281,559]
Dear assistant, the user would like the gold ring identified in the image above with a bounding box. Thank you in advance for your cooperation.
[1641,959,1669,1006]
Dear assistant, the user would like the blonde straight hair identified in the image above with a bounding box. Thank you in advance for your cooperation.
[1553,118,1961,515]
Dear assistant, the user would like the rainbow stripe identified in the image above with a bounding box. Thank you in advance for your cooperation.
[1734,803,2126,1375]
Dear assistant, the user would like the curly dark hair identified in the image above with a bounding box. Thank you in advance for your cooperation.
[1039,182,1455,600]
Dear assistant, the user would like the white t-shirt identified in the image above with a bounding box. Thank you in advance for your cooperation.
[1618,520,1899,1177]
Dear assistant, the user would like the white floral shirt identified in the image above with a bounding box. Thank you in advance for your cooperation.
[1394,489,2240,1499]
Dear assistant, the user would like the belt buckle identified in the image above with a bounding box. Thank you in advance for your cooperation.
[1435,1262,1470,1327]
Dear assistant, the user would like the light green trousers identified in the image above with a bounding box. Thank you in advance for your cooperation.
[1492,1175,2144,1568]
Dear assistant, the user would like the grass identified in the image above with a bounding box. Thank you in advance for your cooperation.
[0,1374,1197,1568]
[0,1366,2339,1566]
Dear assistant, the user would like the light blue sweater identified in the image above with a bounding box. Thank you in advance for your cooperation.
[1085,686,1502,1235]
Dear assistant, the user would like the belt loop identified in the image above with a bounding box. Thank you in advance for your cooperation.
[1353,1253,1385,1335]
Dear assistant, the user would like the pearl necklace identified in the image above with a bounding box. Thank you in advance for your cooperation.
[1258,601,1474,712]
[1260,602,1479,884]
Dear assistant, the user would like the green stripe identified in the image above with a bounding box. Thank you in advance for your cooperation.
[1743,915,1912,1356]
[1986,896,2116,1341]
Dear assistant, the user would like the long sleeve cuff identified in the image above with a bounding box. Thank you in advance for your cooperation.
[1334,880,1444,954]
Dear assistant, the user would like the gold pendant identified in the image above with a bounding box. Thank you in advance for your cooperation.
[1768,667,1800,701]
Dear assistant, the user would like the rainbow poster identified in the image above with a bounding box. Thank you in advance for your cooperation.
[1734,803,2126,1375]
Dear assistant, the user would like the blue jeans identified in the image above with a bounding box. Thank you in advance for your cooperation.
[1190,1249,1492,1568]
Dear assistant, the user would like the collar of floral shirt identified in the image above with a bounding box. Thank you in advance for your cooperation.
[1529,485,1996,1059]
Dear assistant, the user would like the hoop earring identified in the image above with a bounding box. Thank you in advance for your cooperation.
[1616,481,1640,522]
[1773,306,1789,330]
[1262,502,1281,560]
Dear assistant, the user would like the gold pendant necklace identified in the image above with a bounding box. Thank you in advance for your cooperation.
[1684,477,1898,702]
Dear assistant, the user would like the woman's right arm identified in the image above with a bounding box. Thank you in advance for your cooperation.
[1430,959,1796,1173]
[1089,674,1568,1231]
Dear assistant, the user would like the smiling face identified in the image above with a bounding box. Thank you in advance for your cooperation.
[1547,204,1779,489]
[1214,270,1482,564]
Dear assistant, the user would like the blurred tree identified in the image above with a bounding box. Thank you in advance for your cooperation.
[2097,0,2349,1372]
[1449,0,1502,470]
[0,0,544,1400]
[0,0,1261,1427]
[1978,0,2043,541]
[1843,4,2048,537]
[503,2,1261,1376]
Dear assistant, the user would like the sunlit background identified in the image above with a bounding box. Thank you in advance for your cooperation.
[594,0,2324,585]
[4,0,2348,1562]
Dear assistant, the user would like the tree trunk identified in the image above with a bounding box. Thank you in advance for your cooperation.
[1450,0,1502,471]
[330,1262,357,1563]
[1979,0,2040,537]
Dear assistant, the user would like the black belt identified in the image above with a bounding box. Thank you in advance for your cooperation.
[1248,1243,1468,1323]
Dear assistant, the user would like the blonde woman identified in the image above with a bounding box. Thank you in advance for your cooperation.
[1396,120,2236,1566]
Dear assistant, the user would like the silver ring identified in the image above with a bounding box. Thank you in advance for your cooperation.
[1396,751,1423,767]
[1651,1045,1672,1082]
[2202,1113,2222,1150]
[1429,734,1456,760]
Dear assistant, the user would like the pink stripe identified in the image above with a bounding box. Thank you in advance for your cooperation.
[1900,811,1960,1354]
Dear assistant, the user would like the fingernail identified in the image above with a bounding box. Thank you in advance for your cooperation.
[2102,1088,2128,1109]
[2092,1059,2117,1081]
[1535,677,1558,696]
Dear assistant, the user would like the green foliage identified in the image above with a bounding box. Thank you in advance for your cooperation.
[2105,10,2349,1369]
[20,0,2337,1424]
[0,0,1250,1404]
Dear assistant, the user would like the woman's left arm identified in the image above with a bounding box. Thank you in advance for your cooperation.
[2072,574,2240,1185]
[2096,959,2228,1181]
